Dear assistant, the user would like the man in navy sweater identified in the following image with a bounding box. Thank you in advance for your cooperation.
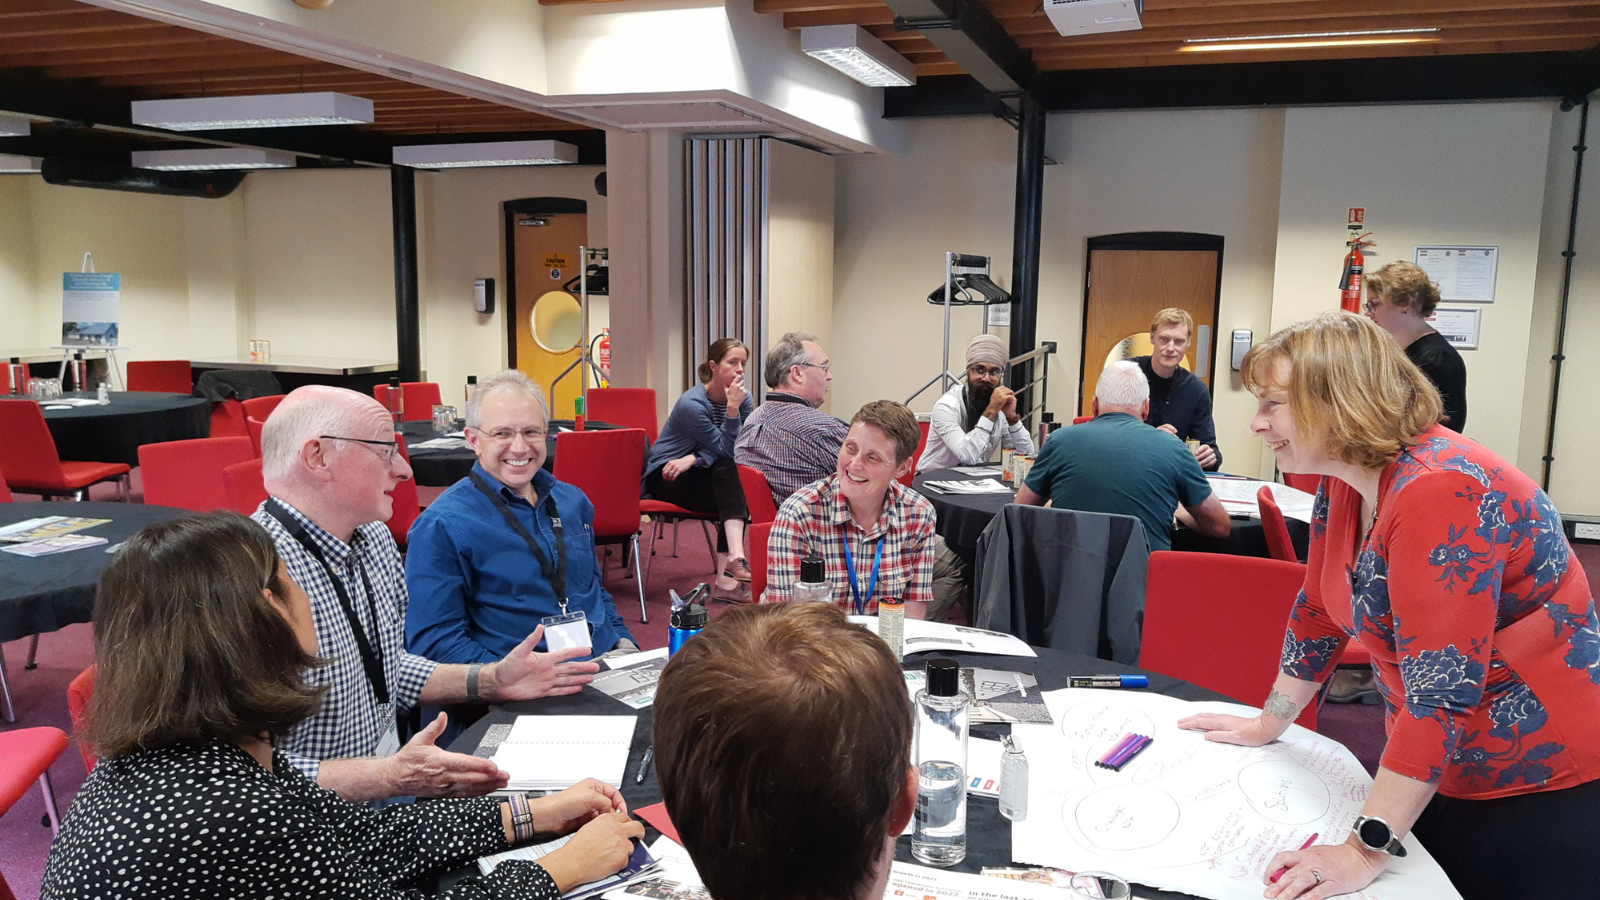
[1132,308,1222,472]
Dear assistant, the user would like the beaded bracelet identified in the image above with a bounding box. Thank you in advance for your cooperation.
[507,792,538,844]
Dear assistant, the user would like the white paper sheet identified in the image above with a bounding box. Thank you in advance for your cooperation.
[923,479,1016,495]
[1010,689,1461,900]
[850,616,1037,658]
[881,861,1070,900]
[1203,477,1315,523]
[490,715,637,790]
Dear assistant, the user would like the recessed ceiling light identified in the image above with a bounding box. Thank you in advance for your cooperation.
[0,114,29,138]
[1181,28,1439,52]
[130,92,374,131]
[391,140,580,169]
[0,154,41,174]
[801,25,916,88]
[131,148,298,171]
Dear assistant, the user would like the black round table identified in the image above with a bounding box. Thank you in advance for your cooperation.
[400,419,630,487]
[448,643,1229,900]
[0,501,191,643]
[913,468,1308,559]
[39,391,210,467]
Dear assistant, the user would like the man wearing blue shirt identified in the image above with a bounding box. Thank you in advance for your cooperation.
[406,371,638,663]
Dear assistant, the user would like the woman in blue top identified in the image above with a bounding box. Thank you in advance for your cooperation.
[645,338,754,600]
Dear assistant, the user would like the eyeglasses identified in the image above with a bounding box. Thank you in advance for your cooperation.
[1364,298,1381,314]
[320,435,400,463]
[472,426,549,445]
[798,362,831,373]
[967,365,1005,379]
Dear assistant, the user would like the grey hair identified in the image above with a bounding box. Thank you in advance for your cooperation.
[764,331,818,389]
[261,390,359,482]
[1096,360,1150,410]
[466,370,549,429]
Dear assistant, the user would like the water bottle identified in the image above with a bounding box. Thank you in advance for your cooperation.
[667,585,709,656]
[386,377,404,422]
[6,358,24,395]
[913,658,968,867]
[68,352,88,393]
[1036,412,1055,449]
[878,596,904,661]
[465,374,478,403]
[998,733,1028,821]
[96,382,110,405]
[793,555,832,603]
[574,394,586,431]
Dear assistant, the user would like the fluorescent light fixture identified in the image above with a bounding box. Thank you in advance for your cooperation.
[1182,28,1439,52]
[0,154,41,174]
[131,148,298,171]
[0,114,29,137]
[392,139,579,169]
[801,25,916,88]
[130,92,374,131]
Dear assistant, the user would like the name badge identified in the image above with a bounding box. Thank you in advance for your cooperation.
[541,611,591,652]
[373,705,401,758]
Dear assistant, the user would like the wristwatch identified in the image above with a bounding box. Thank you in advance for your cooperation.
[1352,816,1408,857]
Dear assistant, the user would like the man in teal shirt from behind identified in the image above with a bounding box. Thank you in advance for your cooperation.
[1016,361,1230,551]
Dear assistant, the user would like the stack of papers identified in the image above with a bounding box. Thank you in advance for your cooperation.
[601,837,709,900]
[850,616,1037,658]
[490,715,637,790]
[591,648,668,709]
[2,534,109,556]
[1204,476,1315,523]
[480,834,660,899]
[411,437,469,449]
[949,466,1004,477]
[921,479,1015,495]
[901,667,1051,725]
[0,516,110,543]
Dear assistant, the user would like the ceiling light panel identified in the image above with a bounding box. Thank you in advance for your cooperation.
[131,148,298,171]
[801,25,916,88]
[1184,27,1439,44]
[130,92,374,131]
[0,154,41,174]
[0,114,29,138]
[391,140,580,169]
[1181,37,1434,52]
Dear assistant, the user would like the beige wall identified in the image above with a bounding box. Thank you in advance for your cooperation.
[764,139,836,411]
[0,176,37,356]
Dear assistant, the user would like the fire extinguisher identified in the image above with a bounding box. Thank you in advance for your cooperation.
[1339,233,1373,313]
[597,328,611,386]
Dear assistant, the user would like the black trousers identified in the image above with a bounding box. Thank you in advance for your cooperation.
[1409,775,1600,900]
[644,456,748,554]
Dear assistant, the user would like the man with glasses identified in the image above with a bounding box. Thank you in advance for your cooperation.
[917,334,1035,473]
[735,331,848,505]
[1132,308,1222,471]
[405,370,637,670]
[256,385,602,804]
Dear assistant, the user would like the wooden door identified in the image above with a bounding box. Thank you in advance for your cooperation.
[1079,242,1221,417]
[512,211,589,418]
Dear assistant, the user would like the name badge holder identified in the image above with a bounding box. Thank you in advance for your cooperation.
[470,472,588,652]
[374,715,402,757]
[541,611,592,651]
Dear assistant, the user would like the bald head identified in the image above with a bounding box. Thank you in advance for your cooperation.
[261,386,384,483]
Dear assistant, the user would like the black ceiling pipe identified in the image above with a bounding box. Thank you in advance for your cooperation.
[391,166,421,383]
[1543,96,1589,491]
[1008,95,1046,423]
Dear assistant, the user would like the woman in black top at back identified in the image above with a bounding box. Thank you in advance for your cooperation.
[1364,260,1468,432]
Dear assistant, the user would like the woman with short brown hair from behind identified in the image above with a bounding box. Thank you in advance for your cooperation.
[1363,260,1467,431]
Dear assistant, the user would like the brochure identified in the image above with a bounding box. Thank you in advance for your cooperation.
[2,534,110,556]
[0,516,110,543]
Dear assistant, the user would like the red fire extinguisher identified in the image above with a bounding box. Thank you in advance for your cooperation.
[1339,233,1373,313]
[597,328,611,386]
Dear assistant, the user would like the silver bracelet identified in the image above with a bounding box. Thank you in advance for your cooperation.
[466,663,485,704]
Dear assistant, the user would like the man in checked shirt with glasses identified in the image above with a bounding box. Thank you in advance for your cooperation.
[253,386,600,803]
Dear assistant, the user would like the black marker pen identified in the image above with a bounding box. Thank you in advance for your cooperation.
[1068,674,1149,689]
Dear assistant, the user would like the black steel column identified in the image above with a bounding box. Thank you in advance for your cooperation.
[391,165,421,382]
[1009,95,1046,420]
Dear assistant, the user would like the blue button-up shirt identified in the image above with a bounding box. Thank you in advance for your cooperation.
[405,463,634,663]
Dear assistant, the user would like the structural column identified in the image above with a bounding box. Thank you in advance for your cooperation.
[1008,95,1046,419]
[391,165,421,382]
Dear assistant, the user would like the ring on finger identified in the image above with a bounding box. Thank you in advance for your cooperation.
[1311,869,1323,885]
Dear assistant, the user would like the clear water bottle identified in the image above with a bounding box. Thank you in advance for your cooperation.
[386,377,404,422]
[465,374,478,403]
[96,382,110,405]
[878,596,904,661]
[998,733,1028,821]
[913,658,968,867]
[793,555,832,603]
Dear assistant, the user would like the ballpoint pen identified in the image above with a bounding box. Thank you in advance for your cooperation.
[635,745,654,784]
[1269,833,1320,883]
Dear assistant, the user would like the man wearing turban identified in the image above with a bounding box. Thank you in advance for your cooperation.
[917,334,1035,473]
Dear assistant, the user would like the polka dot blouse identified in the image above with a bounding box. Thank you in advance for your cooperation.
[41,740,560,900]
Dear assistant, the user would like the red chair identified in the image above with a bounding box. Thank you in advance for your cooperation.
[0,467,12,502]
[125,359,192,394]
[0,399,131,500]
[240,394,286,424]
[587,388,659,443]
[210,398,249,439]
[1073,415,1093,425]
[555,428,649,621]
[386,440,422,548]
[1142,551,1319,732]
[374,382,443,423]
[898,419,931,488]
[737,464,780,525]
[1281,472,1322,495]
[1257,485,1299,563]
[748,521,771,602]
[67,665,96,772]
[223,458,268,515]
[138,437,255,512]
[247,416,266,457]
[0,726,69,838]
[639,499,718,589]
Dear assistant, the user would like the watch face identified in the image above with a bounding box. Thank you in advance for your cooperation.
[1358,817,1392,848]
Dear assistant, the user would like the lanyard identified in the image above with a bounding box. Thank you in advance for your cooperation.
[842,533,884,616]
[265,499,388,707]
[470,472,569,613]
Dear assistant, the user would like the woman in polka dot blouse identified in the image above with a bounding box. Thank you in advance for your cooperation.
[41,512,643,899]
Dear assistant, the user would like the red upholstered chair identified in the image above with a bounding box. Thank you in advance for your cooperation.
[241,394,286,424]
[247,416,266,457]
[737,464,780,525]
[586,388,659,443]
[0,399,131,500]
[210,398,249,439]
[138,437,255,512]
[0,726,69,838]
[748,522,772,603]
[126,359,192,394]
[373,382,443,423]
[1281,472,1323,495]
[639,499,718,590]
[898,419,931,488]
[1141,551,1320,732]
[0,467,12,502]
[555,428,649,621]
[386,439,422,549]
[67,665,97,772]
[223,458,269,515]
[1257,485,1299,563]
[1072,416,1093,425]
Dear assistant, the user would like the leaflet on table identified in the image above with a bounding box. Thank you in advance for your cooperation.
[411,437,469,449]
[922,479,1016,495]
[851,616,1037,658]
[2,534,110,556]
[950,466,1004,477]
[602,836,707,900]
[1008,689,1462,900]
[882,861,1072,900]
[591,652,668,709]
[479,833,659,899]
[1203,476,1315,523]
[0,516,110,543]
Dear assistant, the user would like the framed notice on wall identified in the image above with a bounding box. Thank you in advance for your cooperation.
[61,272,120,347]
[1413,246,1497,303]
[1427,306,1481,351]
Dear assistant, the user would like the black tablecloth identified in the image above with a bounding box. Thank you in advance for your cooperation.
[449,643,1229,900]
[913,468,1308,560]
[400,420,630,488]
[0,501,191,643]
[41,392,210,467]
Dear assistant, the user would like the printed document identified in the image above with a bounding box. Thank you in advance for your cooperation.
[490,715,637,790]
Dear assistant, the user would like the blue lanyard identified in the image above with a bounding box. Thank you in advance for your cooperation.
[842,534,884,616]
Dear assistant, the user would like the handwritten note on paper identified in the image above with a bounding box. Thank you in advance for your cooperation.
[1010,690,1462,900]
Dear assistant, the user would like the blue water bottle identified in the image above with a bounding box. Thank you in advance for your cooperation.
[668,584,709,656]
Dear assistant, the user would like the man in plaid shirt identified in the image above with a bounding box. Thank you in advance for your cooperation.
[254,386,600,803]
[735,332,848,506]
[766,400,939,618]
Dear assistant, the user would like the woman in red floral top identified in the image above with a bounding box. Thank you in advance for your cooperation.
[1179,312,1600,900]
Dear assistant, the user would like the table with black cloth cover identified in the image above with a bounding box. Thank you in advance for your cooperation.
[40,392,211,467]
[447,643,1231,900]
[0,501,191,643]
[913,467,1308,560]
[399,420,633,488]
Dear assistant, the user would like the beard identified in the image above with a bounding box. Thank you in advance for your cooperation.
[964,382,996,432]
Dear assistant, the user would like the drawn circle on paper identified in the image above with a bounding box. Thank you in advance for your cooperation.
[1058,701,1158,745]
[1072,784,1180,851]
[1238,759,1330,824]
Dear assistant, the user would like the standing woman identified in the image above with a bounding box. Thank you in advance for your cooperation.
[1364,260,1468,432]
[1179,312,1599,900]
[645,338,755,599]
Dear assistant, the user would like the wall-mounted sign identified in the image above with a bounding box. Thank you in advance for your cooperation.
[1414,246,1497,303]
[1427,306,1482,351]
[986,303,1012,328]
[62,272,120,347]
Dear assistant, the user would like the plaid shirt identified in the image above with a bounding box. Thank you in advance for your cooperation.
[765,475,937,613]
[735,393,850,504]
[253,498,437,781]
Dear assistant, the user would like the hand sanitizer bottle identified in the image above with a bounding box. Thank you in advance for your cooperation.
[998,733,1028,821]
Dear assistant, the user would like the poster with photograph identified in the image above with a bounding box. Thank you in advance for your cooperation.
[62,272,120,346]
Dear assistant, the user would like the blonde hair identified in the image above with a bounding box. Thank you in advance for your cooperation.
[1240,311,1441,470]
[1150,308,1194,340]
[1364,260,1441,317]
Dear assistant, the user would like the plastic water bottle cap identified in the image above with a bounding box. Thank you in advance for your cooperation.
[800,555,825,584]
[926,658,961,697]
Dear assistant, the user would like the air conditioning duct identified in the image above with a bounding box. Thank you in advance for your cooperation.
[1042,0,1142,37]
[40,158,246,198]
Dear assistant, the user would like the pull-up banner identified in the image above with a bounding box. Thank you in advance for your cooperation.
[62,272,120,347]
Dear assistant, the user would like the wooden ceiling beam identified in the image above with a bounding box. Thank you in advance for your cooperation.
[1076,0,1600,27]
[755,0,883,13]
[1012,9,1600,48]
[0,37,250,69]
[914,60,967,75]
[0,9,172,36]
[43,51,309,79]
[783,8,896,28]
[1033,34,1600,68]
[1026,22,1600,57]
[0,1,96,16]
[0,23,184,54]
[96,64,353,87]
